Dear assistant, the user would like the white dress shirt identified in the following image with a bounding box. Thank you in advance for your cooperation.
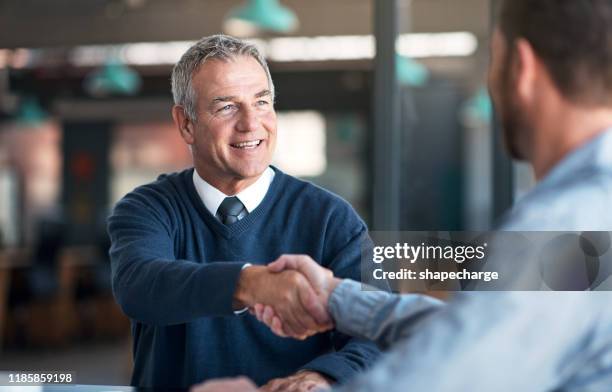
[192,166,275,315]
[192,166,275,217]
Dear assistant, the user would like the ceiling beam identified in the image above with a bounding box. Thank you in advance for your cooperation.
[0,0,487,49]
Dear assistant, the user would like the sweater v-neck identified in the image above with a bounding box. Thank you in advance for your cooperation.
[183,166,287,239]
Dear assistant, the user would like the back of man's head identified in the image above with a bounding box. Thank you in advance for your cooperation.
[499,0,612,106]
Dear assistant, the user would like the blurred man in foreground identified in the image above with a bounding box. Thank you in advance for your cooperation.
[192,0,612,390]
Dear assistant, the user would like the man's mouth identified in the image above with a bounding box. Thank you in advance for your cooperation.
[230,140,263,149]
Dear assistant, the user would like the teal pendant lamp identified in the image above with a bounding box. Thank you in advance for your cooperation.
[397,55,429,87]
[84,59,142,97]
[462,87,493,125]
[16,96,48,125]
[226,0,298,34]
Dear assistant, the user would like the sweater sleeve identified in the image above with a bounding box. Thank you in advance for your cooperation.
[299,203,386,384]
[108,189,245,326]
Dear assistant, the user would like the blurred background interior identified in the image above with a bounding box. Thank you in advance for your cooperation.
[0,0,530,385]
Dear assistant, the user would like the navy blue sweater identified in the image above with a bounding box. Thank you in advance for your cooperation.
[107,166,380,388]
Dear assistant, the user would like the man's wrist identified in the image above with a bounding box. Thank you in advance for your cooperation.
[233,265,266,309]
[327,278,342,305]
[233,264,253,314]
[330,277,342,294]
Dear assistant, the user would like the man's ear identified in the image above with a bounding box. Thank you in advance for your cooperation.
[513,38,537,104]
[172,105,195,144]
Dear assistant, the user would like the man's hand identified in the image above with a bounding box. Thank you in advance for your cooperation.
[234,265,326,339]
[190,377,257,392]
[253,255,341,339]
[260,370,332,392]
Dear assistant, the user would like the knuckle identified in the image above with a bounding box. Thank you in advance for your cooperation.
[285,270,301,283]
[279,290,293,302]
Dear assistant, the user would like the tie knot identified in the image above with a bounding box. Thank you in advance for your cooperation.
[216,196,247,225]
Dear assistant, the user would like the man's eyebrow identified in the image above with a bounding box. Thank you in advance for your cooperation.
[210,90,271,104]
[210,95,236,104]
[255,89,272,98]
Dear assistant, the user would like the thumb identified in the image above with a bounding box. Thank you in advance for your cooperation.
[294,259,328,293]
[298,283,330,325]
[268,255,300,273]
[267,257,288,272]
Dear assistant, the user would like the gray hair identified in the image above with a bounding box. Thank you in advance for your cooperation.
[171,34,274,121]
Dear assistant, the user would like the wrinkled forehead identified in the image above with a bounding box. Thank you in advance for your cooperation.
[192,56,271,101]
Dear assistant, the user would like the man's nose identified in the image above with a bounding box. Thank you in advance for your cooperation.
[236,107,260,133]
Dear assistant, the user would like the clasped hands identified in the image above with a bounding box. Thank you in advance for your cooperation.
[234,255,341,340]
[192,257,340,392]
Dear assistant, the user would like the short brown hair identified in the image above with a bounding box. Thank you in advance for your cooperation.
[499,0,612,106]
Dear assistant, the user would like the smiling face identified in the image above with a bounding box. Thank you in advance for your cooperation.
[175,55,277,193]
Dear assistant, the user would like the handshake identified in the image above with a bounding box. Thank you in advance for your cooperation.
[234,255,342,339]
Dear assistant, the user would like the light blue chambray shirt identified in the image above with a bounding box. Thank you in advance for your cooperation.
[330,129,612,392]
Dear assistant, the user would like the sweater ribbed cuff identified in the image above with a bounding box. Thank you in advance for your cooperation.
[300,352,359,384]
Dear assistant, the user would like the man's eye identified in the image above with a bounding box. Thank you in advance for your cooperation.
[218,104,236,113]
[256,100,269,106]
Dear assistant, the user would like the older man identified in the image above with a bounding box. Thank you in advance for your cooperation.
[107,35,380,390]
[193,0,612,391]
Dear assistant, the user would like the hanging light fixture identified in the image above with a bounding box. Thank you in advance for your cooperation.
[462,87,493,127]
[224,0,299,36]
[16,96,48,125]
[84,58,141,97]
[396,55,429,87]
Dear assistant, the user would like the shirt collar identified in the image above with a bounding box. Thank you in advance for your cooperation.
[537,127,612,191]
[192,167,275,216]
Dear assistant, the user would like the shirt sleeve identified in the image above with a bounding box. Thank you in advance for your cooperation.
[329,280,444,349]
[331,291,605,392]
[108,190,247,326]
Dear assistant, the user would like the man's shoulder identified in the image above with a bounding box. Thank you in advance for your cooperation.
[501,169,612,230]
[273,170,366,232]
[280,171,358,214]
[113,168,193,213]
[127,168,190,196]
